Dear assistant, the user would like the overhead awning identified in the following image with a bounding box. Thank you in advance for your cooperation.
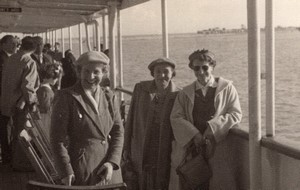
[0,0,150,34]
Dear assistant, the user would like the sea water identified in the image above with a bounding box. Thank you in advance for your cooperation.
[74,31,300,143]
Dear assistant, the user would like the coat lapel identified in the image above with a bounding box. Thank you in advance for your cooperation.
[68,83,106,137]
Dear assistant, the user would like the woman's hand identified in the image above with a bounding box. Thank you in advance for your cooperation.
[61,174,75,186]
[193,132,205,148]
[97,162,114,185]
[204,137,216,159]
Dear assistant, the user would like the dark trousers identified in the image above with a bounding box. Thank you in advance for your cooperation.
[0,113,11,163]
[11,109,33,171]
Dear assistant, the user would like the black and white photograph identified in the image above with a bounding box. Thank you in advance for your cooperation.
[0,0,299,189]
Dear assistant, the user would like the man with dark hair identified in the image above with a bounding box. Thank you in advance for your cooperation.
[0,35,19,165]
[53,42,62,62]
[1,36,39,171]
[31,36,53,78]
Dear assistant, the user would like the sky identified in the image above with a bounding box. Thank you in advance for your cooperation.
[4,0,300,38]
[119,0,300,35]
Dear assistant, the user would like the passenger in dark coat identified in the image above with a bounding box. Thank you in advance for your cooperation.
[50,51,124,186]
[60,49,77,89]
[31,36,54,78]
[123,58,180,190]
[0,35,18,164]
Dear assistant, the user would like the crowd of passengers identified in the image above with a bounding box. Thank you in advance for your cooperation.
[0,34,242,190]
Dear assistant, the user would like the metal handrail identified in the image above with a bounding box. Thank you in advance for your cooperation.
[114,87,133,96]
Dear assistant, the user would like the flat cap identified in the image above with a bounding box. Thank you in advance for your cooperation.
[76,51,110,67]
[148,57,176,70]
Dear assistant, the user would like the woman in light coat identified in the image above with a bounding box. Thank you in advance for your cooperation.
[124,58,180,190]
[169,49,242,190]
[50,51,124,186]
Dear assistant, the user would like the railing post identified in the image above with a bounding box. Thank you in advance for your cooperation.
[108,1,118,89]
[247,0,262,189]
[265,0,275,137]
[161,0,169,58]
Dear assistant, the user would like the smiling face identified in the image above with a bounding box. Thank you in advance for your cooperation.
[153,63,174,90]
[191,59,214,85]
[80,62,106,92]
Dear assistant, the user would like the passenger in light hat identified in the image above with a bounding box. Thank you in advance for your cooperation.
[123,57,180,190]
[50,51,124,186]
[75,51,109,92]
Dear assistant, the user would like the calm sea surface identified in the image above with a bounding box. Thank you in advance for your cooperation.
[76,31,300,143]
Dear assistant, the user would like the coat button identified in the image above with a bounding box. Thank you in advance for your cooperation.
[101,140,106,145]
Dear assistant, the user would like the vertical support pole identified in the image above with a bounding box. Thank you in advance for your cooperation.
[247,0,262,189]
[94,20,101,51]
[44,32,46,44]
[161,0,169,57]
[92,24,96,50]
[46,31,48,43]
[51,30,54,48]
[85,23,92,51]
[265,0,275,137]
[69,26,72,50]
[117,7,124,101]
[102,14,107,50]
[55,30,57,44]
[61,28,65,58]
[108,2,118,89]
[78,24,83,55]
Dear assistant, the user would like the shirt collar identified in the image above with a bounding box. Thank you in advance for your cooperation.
[40,83,52,90]
[84,86,101,114]
[195,75,218,91]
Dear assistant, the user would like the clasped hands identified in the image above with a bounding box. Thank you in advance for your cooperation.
[61,162,114,186]
[193,132,215,159]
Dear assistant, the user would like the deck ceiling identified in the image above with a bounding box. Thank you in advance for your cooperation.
[0,0,150,34]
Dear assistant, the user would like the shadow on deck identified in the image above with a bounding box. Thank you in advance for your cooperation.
[0,164,37,190]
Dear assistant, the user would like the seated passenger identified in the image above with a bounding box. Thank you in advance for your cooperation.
[169,49,242,190]
[37,63,59,141]
[50,51,123,186]
[123,58,180,190]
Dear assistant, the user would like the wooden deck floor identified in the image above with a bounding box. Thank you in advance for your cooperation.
[0,164,37,190]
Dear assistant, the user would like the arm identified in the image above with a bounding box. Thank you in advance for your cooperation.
[21,59,39,106]
[205,84,242,143]
[50,91,74,179]
[123,84,139,154]
[106,93,124,169]
[170,91,199,147]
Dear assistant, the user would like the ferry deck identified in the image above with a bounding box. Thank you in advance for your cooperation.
[1,0,300,189]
